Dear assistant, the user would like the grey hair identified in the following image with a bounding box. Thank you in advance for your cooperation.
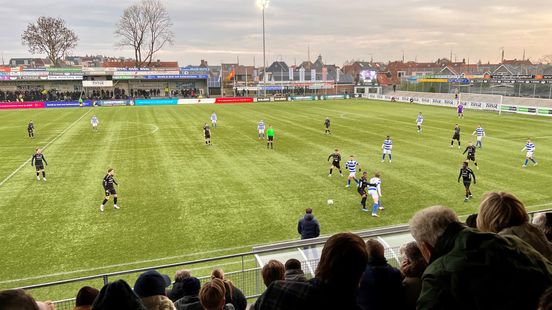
[409,206,459,247]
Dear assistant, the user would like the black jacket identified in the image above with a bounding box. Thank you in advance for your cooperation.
[356,257,404,310]
[298,214,320,240]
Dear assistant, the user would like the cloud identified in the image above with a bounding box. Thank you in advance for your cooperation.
[0,0,551,66]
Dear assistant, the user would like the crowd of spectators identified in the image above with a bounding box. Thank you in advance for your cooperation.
[1,191,552,310]
[0,89,82,102]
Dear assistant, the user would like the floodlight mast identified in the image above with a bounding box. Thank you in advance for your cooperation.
[257,0,270,97]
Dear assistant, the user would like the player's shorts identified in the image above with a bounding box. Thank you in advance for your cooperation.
[205,133,211,139]
[467,155,476,161]
[368,189,379,200]
[325,124,330,128]
[476,136,483,141]
[268,136,274,141]
[332,161,341,168]
[105,188,117,196]
[258,129,265,134]
[453,133,460,140]
[463,181,471,189]
[383,149,392,155]
[35,164,44,171]
[526,151,534,158]
[349,172,356,178]
[92,123,98,127]
[357,188,366,196]
[417,122,423,126]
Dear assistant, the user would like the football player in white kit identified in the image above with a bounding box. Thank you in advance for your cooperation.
[521,139,538,168]
[368,172,383,217]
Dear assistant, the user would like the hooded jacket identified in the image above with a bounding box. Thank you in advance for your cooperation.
[298,214,320,240]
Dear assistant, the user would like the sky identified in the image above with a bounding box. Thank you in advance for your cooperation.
[0,0,551,67]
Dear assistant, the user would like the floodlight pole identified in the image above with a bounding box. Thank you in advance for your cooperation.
[262,4,267,97]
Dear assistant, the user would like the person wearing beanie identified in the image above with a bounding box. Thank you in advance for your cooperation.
[74,286,100,310]
[173,277,202,310]
[133,270,175,310]
[91,280,146,310]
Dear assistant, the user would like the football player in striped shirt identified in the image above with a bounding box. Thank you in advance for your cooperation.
[258,120,266,139]
[368,172,383,217]
[345,155,361,188]
[381,136,392,163]
[416,112,423,133]
[521,139,538,168]
[472,125,486,148]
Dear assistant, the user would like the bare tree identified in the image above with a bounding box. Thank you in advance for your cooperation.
[21,17,78,67]
[115,0,174,68]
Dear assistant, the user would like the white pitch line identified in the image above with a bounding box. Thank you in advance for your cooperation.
[0,109,93,187]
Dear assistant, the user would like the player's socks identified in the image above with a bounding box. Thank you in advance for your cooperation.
[531,159,537,164]
[347,179,351,186]
[354,178,359,185]
[382,154,386,161]
[42,171,46,178]
[389,154,392,161]
[525,159,529,166]
[114,197,118,205]
[372,203,378,215]
[361,197,367,208]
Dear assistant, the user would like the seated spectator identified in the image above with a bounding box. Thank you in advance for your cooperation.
[399,241,427,310]
[92,279,146,310]
[477,192,552,259]
[0,289,39,310]
[533,212,552,242]
[74,286,100,310]
[133,270,175,310]
[210,268,246,310]
[254,232,368,310]
[199,279,235,310]
[465,213,478,228]
[261,260,285,287]
[356,239,404,310]
[410,205,552,310]
[168,270,192,302]
[284,259,307,282]
[173,277,201,310]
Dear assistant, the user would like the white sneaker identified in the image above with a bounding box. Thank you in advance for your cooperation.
[361,208,368,212]
[328,174,332,177]
[340,174,343,177]
[522,165,526,168]
[381,160,385,163]
[534,162,538,166]
[345,185,350,188]
[389,160,392,163]
[458,146,461,149]
[43,178,46,181]
[113,205,120,210]
[476,166,480,170]
[100,205,105,212]
[37,176,40,180]
[450,145,453,148]
[372,213,379,217]
[379,207,384,210]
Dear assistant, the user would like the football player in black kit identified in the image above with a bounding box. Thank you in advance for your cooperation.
[327,149,343,177]
[28,120,35,138]
[324,117,331,135]
[450,124,461,148]
[31,148,47,181]
[458,161,476,202]
[462,142,479,169]
[203,123,211,146]
[100,168,119,212]
[358,171,369,211]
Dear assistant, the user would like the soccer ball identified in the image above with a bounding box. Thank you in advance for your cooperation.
[327,199,334,205]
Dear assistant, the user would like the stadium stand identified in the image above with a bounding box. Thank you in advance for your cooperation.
[2,207,551,310]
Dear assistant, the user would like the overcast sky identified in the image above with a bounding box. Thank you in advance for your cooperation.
[0,0,551,66]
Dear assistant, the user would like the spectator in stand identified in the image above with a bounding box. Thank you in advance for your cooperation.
[133,270,175,310]
[168,269,192,302]
[410,205,552,310]
[261,260,285,288]
[199,279,235,310]
[356,239,404,310]
[254,232,369,310]
[284,259,307,282]
[465,213,478,228]
[74,286,100,310]
[533,212,552,242]
[173,276,202,310]
[399,241,427,310]
[210,268,246,310]
[0,289,39,310]
[477,192,552,259]
[92,279,146,310]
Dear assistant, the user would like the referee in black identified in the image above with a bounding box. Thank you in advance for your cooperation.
[458,161,476,202]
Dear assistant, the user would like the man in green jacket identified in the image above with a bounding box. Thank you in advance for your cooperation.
[409,205,552,310]
[267,125,275,149]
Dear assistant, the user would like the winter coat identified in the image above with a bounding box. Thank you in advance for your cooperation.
[284,269,308,282]
[297,214,320,240]
[417,222,552,310]
[499,222,552,260]
[174,295,202,310]
[356,257,404,310]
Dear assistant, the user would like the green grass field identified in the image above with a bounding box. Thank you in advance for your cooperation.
[1,99,551,293]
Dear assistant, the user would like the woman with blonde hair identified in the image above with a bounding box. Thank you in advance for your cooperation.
[477,191,552,259]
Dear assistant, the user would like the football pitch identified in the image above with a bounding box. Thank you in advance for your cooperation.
[1,99,551,290]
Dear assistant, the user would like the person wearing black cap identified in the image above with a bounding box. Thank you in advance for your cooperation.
[133,270,175,310]
[173,277,202,310]
[92,279,145,310]
[74,286,99,310]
